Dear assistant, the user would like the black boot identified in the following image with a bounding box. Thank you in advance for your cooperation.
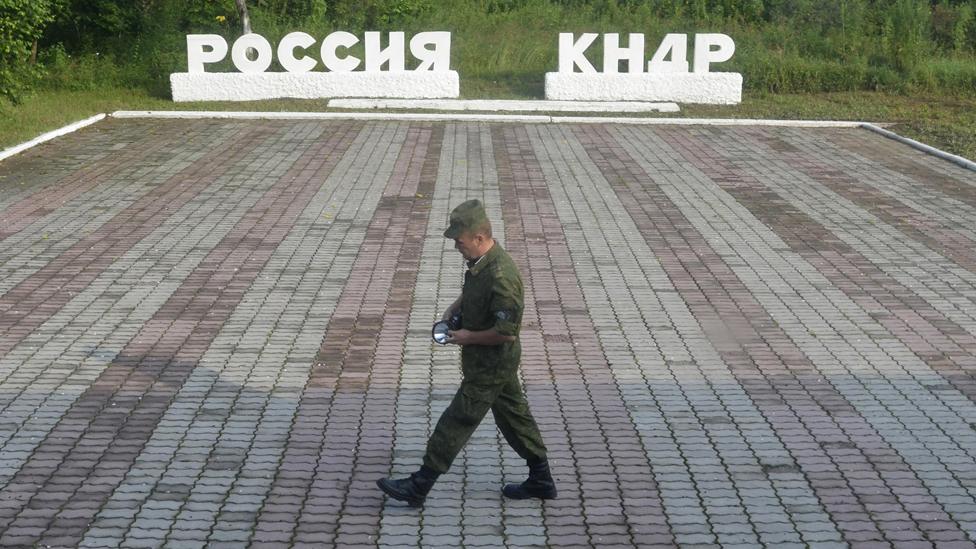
[377,466,439,507]
[502,459,557,500]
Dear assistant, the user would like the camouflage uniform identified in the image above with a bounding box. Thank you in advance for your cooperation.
[422,208,548,474]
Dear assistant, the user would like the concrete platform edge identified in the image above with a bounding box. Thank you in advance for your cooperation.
[861,122,976,173]
[3,111,973,174]
[0,113,106,164]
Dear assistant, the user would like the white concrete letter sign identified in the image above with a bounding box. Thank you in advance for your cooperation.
[410,32,450,72]
[171,31,458,102]
[558,33,598,73]
[546,32,742,104]
[278,32,317,73]
[603,33,644,74]
[694,33,735,73]
[231,34,273,73]
[186,35,228,73]
[365,31,405,72]
[321,31,360,72]
[648,33,688,73]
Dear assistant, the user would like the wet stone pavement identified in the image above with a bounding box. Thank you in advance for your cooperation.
[0,118,975,548]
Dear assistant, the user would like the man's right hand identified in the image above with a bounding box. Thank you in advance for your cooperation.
[442,296,462,321]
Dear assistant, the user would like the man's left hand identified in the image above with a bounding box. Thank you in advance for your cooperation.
[445,329,472,345]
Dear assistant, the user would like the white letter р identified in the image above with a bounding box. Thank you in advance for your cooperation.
[694,33,735,73]
[278,32,317,73]
[558,33,598,73]
[186,34,227,73]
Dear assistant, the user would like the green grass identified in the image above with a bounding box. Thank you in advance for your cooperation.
[2,87,976,163]
[0,88,331,149]
[5,0,975,162]
[686,91,976,160]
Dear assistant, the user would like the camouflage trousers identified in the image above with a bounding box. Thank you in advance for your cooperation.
[422,365,547,474]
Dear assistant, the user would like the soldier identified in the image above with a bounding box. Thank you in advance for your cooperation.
[377,199,557,507]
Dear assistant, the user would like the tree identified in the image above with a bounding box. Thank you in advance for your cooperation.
[235,0,251,34]
[0,0,64,103]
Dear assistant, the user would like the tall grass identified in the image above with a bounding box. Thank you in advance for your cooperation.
[33,0,976,99]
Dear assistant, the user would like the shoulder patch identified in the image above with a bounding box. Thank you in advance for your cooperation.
[495,310,512,321]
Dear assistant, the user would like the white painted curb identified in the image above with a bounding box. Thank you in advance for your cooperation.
[861,123,976,173]
[107,112,976,173]
[0,113,106,163]
[552,116,864,127]
[111,110,866,127]
[5,110,972,175]
[328,98,680,113]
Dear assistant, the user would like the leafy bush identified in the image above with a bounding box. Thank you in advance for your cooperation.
[913,57,976,92]
[19,0,976,99]
[0,0,63,102]
[881,0,932,72]
[932,1,975,53]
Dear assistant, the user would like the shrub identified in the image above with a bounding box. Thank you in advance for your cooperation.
[0,0,63,102]
[20,0,976,99]
[880,0,932,72]
[914,57,976,94]
[932,1,975,53]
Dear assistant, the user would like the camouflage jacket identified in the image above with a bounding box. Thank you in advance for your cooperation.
[460,242,523,376]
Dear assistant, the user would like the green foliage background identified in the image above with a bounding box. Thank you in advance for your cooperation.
[0,0,64,101]
[3,0,976,101]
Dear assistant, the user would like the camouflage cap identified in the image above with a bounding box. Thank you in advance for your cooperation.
[443,199,489,239]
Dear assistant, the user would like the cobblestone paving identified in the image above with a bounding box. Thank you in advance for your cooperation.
[1,118,975,548]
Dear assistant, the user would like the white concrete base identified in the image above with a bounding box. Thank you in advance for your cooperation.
[111,110,552,123]
[170,71,459,102]
[545,72,742,104]
[328,98,679,113]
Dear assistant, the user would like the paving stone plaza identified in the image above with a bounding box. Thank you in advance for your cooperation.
[1,118,976,548]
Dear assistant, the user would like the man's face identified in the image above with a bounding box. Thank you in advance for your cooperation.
[453,232,483,261]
